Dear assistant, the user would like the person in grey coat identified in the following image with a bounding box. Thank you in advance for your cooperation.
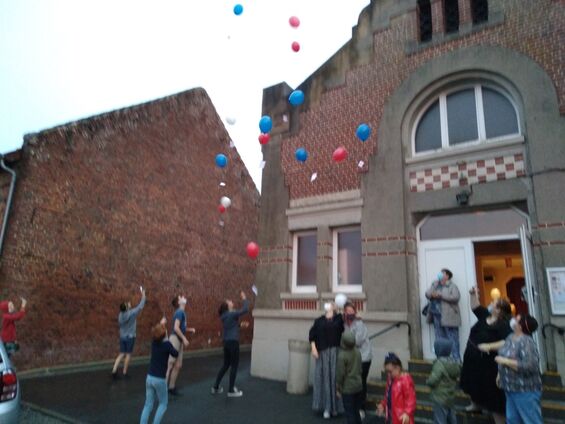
[112,287,146,378]
[343,302,372,419]
[425,269,461,361]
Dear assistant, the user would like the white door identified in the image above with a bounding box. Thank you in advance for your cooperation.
[519,225,547,371]
[419,238,478,359]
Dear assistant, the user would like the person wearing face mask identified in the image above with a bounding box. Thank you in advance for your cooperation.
[459,287,512,423]
[495,314,542,424]
[425,269,461,361]
[376,353,416,424]
[309,301,345,419]
[343,302,372,419]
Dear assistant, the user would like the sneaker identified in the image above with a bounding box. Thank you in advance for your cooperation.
[323,410,330,419]
[465,403,481,412]
[211,386,224,395]
[168,388,182,396]
[359,410,366,420]
[111,372,119,380]
[227,387,243,398]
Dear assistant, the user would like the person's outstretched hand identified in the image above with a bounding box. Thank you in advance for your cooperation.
[20,298,27,309]
[240,290,247,301]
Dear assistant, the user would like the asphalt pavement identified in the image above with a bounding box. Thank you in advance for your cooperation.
[20,351,380,424]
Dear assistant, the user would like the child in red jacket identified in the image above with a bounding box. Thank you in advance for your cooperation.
[0,297,27,356]
[377,352,416,424]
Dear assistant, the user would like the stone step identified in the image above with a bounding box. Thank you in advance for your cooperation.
[368,379,565,403]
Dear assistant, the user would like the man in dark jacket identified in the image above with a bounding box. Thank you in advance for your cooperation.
[336,331,363,424]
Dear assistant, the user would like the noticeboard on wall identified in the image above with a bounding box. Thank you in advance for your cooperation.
[546,267,565,315]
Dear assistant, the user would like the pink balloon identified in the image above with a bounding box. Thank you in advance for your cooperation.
[332,147,348,163]
[246,242,260,259]
[291,41,300,52]
[289,16,300,28]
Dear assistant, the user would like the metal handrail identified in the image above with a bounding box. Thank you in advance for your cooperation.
[542,323,565,338]
[369,321,411,340]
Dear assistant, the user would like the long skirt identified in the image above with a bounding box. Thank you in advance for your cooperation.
[312,347,344,415]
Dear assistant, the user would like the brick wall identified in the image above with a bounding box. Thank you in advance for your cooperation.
[0,88,260,369]
[279,0,564,200]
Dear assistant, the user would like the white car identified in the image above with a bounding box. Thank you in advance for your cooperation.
[0,341,20,423]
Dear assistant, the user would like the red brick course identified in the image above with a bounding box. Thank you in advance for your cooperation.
[0,89,259,370]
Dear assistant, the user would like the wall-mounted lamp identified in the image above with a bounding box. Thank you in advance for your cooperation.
[456,189,472,206]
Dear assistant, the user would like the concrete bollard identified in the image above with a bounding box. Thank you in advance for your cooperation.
[286,339,311,395]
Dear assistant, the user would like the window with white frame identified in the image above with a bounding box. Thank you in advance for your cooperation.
[413,85,521,155]
[292,232,317,293]
[332,227,362,293]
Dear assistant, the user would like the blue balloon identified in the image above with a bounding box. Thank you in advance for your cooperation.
[215,154,228,168]
[356,123,371,142]
[295,148,308,162]
[233,4,243,15]
[289,90,305,106]
[259,116,273,133]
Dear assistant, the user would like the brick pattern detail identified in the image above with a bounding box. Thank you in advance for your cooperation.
[409,154,525,192]
[533,221,565,229]
[257,245,292,266]
[282,299,318,311]
[277,0,563,200]
[0,89,260,370]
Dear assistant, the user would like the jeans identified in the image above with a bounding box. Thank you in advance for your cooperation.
[140,375,168,424]
[361,361,371,408]
[505,391,542,424]
[342,392,362,424]
[432,402,457,424]
[214,340,240,392]
[432,318,460,361]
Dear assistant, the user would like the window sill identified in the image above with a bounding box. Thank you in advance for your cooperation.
[406,136,525,168]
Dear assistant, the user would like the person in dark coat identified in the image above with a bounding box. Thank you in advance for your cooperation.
[460,286,512,424]
[309,302,345,419]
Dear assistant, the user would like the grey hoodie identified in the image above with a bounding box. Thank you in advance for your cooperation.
[344,318,373,362]
[118,296,146,339]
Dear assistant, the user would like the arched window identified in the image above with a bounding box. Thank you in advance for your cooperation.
[418,0,432,42]
[414,85,520,154]
[471,0,489,25]
[444,0,460,33]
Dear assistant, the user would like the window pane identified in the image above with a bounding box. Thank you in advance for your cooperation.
[471,0,489,25]
[297,234,317,286]
[418,0,432,42]
[447,89,478,145]
[444,0,460,33]
[337,230,362,286]
[415,100,442,153]
[482,87,519,139]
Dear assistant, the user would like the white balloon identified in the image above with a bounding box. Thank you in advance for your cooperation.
[335,293,348,308]
[226,117,236,125]
[220,196,232,208]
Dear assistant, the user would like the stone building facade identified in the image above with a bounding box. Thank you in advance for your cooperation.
[0,88,259,369]
[251,0,565,382]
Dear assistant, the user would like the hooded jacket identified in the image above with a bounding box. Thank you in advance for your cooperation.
[380,373,416,424]
[426,338,461,407]
[336,331,363,395]
[0,301,26,343]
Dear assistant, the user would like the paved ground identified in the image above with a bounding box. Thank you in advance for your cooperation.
[21,351,380,424]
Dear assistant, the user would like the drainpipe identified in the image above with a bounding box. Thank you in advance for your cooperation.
[0,155,17,257]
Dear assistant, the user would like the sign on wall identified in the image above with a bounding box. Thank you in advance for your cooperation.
[546,267,565,315]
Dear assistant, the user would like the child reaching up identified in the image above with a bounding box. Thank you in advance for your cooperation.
[0,297,27,356]
[426,338,461,424]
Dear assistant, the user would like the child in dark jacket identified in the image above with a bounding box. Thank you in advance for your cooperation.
[426,338,461,424]
[336,331,363,424]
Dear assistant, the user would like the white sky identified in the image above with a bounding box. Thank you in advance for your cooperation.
[0,0,369,191]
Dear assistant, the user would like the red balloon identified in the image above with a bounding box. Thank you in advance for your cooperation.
[291,41,300,52]
[246,242,260,259]
[218,205,226,214]
[258,133,270,145]
[332,147,348,163]
[289,16,300,28]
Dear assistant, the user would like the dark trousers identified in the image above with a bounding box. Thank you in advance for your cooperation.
[342,392,362,424]
[214,340,240,392]
[361,361,371,408]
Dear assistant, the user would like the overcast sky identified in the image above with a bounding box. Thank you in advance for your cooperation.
[0,0,369,190]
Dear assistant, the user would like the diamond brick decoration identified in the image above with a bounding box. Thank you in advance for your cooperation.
[409,153,525,193]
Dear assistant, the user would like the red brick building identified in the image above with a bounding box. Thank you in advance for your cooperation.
[0,88,259,370]
[252,0,565,384]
